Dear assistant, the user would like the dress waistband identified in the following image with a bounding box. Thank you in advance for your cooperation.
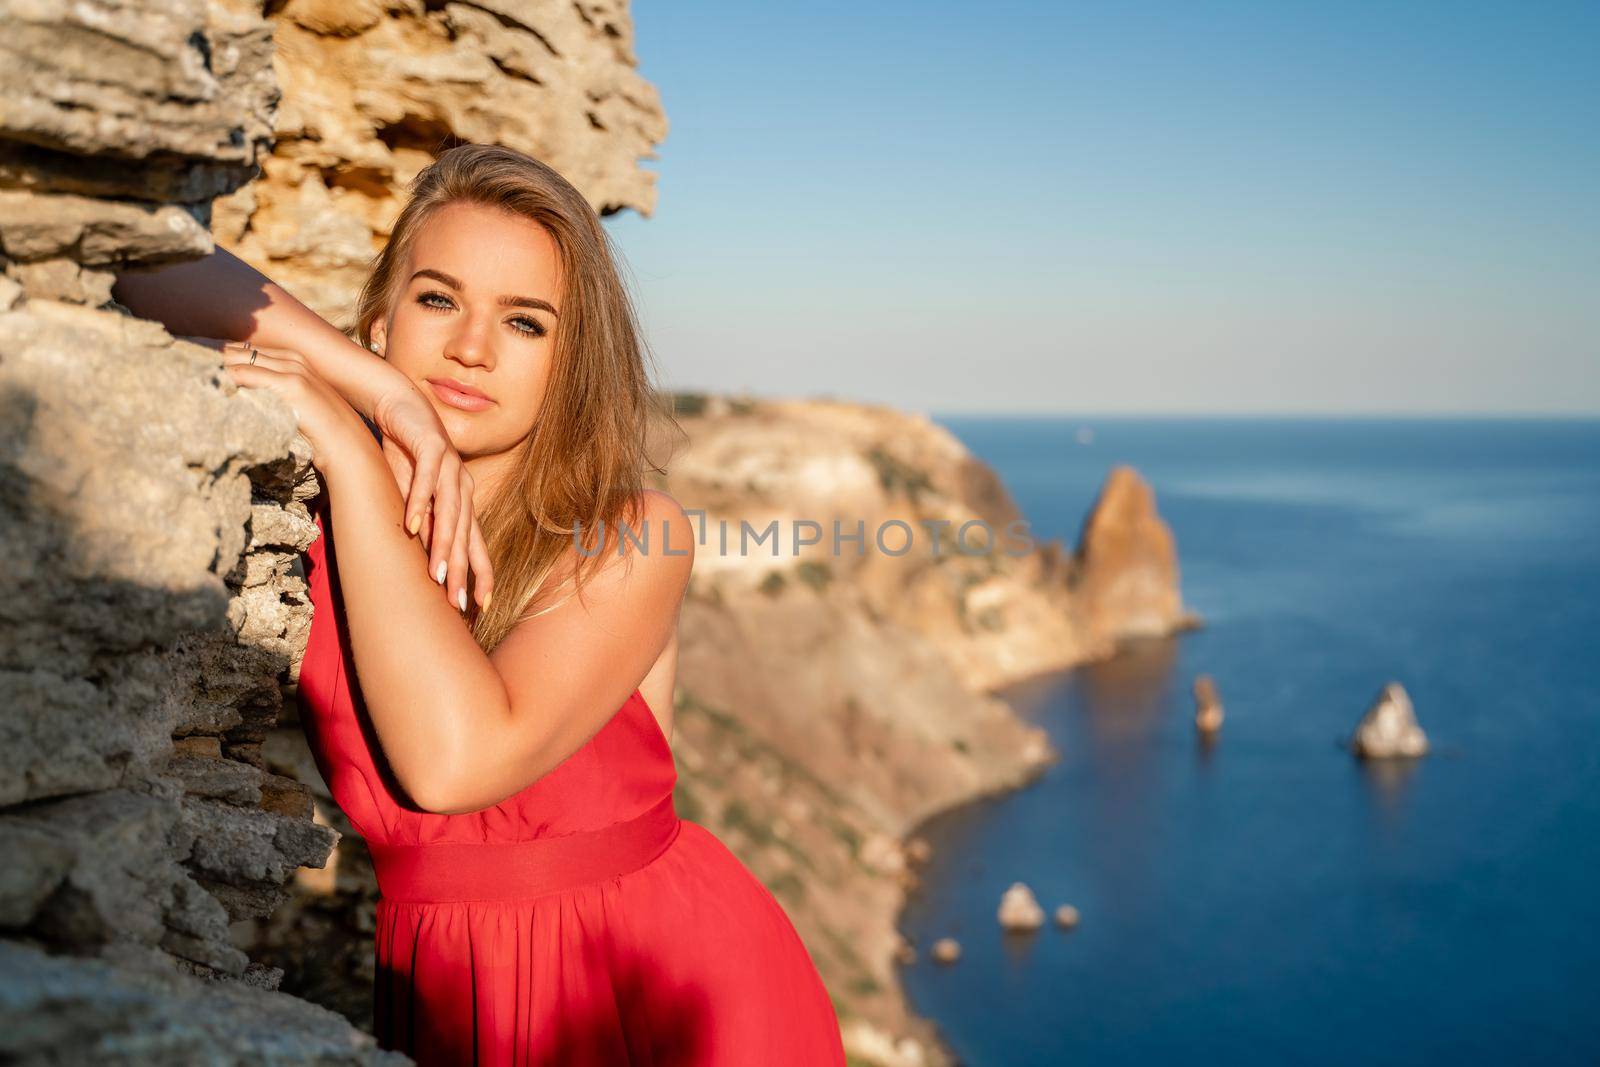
[368,795,682,903]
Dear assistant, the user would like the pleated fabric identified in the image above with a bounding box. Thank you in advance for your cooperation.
[298,499,847,1066]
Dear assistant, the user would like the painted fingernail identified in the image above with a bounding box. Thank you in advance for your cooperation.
[408,515,421,535]
[435,562,447,584]
[482,591,493,612]
[457,589,468,613]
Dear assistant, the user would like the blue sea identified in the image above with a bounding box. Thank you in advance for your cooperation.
[899,417,1600,1067]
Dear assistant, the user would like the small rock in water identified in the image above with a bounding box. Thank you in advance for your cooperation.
[997,881,1045,931]
[904,836,933,865]
[1054,903,1081,929]
[931,938,962,964]
[1351,681,1429,758]
[1193,674,1224,734]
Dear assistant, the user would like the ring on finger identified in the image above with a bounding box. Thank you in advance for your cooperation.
[248,347,260,366]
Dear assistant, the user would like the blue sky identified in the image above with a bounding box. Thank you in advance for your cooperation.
[602,1,1599,415]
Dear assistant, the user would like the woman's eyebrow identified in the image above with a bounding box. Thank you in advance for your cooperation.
[410,268,557,317]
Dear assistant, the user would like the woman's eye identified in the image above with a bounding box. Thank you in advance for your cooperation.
[508,316,547,338]
[418,291,455,311]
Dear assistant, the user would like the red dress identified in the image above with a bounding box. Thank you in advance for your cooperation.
[297,501,847,1066]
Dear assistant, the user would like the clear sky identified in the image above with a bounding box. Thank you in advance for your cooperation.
[601,1,1599,415]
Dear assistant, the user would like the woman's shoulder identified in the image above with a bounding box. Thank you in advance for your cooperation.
[607,488,695,574]
[536,489,692,605]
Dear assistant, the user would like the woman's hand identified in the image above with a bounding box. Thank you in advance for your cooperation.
[219,343,372,472]
[219,344,492,614]
[370,376,495,614]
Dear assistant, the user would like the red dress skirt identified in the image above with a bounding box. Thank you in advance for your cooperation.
[296,501,847,1066]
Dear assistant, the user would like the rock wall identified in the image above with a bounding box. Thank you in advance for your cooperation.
[214,0,668,326]
[0,0,397,1060]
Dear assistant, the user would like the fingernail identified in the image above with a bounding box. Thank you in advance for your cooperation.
[435,562,447,584]
[457,589,468,613]
[408,515,421,535]
[482,590,493,612]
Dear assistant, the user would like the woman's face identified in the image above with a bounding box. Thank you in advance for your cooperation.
[372,200,563,459]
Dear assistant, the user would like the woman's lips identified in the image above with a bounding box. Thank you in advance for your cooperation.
[426,377,496,412]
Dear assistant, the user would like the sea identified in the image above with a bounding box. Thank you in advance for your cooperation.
[898,416,1600,1067]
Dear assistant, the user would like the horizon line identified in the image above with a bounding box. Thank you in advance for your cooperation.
[922,409,1600,420]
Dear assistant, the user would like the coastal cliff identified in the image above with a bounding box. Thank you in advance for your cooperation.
[649,397,1194,1064]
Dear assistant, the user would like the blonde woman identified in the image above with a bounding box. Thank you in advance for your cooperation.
[114,144,846,1066]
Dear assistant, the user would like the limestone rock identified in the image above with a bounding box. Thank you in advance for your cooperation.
[1073,465,1198,644]
[1351,682,1429,759]
[930,938,962,965]
[0,941,404,1065]
[997,881,1045,931]
[1054,903,1081,929]
[0,0,390,1056]
[213,0,669,327]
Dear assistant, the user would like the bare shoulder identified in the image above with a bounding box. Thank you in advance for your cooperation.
[564,489,693,590]
[624,488,696,577]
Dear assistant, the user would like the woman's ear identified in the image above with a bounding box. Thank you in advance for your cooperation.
[370,319,387,357]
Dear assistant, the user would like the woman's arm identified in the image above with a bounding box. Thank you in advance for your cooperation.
[323,439,693,813]
[115,248,494,610]
[113,246,397,418]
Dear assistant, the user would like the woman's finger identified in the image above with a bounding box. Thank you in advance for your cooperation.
[429,454,462,590]
[222,360,294,399]
[418,501,435,555]
[406,441,444,540]
[468,511,494,612]
[222,347,308,371]
[380,437,417,522]
[447,466,473,614]
[219,347,306,376]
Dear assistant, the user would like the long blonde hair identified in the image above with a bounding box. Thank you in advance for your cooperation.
[355,143,677,652]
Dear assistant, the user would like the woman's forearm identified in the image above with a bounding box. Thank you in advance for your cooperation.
[318,437,518,811]
[112,246,402,419]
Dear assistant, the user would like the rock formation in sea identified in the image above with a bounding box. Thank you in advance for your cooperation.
[1072,464,1200,644]
[1194,673,1225,734]
[0,0,395,1060]
[1351,682,1429,759]
[998,882,1047,931]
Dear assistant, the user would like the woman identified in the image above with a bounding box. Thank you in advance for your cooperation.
[114,144,847,1066]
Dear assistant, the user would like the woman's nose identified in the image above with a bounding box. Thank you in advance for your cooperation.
[444,315,493,369]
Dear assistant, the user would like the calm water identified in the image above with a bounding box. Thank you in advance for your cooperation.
[899,417,1600,1067]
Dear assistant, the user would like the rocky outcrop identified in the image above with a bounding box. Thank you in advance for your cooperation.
[1194,673,1224,734]
[0,0,391,1060]
[997,882,1046,931]
[1072,464,1199,643]
[0,941,405,1066]
[1351,682,1429,759]
[212,0,669,326]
